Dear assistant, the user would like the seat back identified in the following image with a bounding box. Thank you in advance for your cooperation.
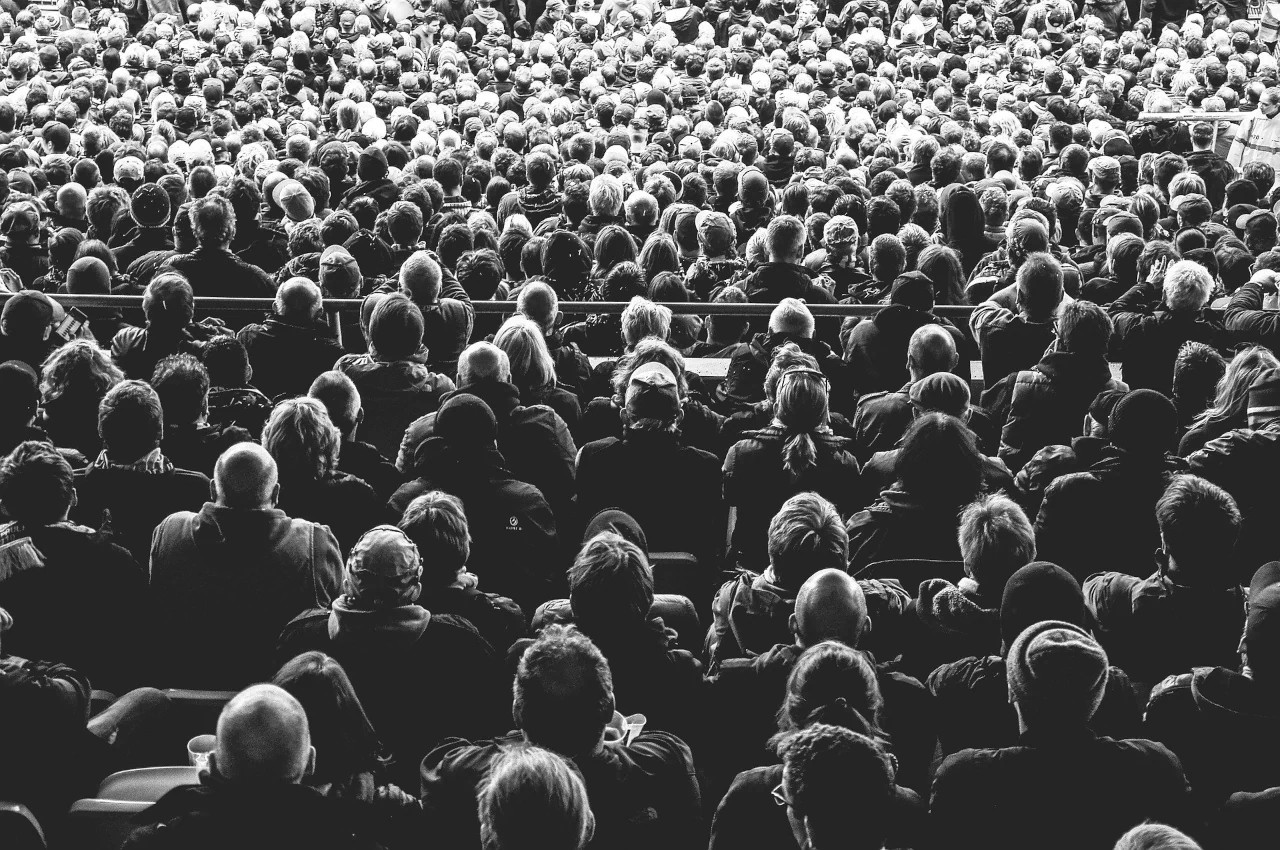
[161,689,236,759]
[651,593,700,650]
[0,802,45,850]
[97,767,201,804]
[648,551,701,600]
[64,799,149,850]
[855,558,966,588]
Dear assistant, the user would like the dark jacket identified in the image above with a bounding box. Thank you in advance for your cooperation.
[148,502,343,688]
[845,487,968,576]
[338,439,402,502]
[163,246,275,298]
[72,458,211,566]
[861,448,1013,507]
[1225,280,1280,350]
[237,316,346,401]
[389,444,558,615]
[161,422,254,479]
[1214,787,1280,850]
[122,777,382,850]
[970,298,1059,389]
[276,473,391,555]
[40,388,108,456]
[929,655,1142,757]
[111,322,229,382]
[928,728,1192,850]
[420,730,702,850]
[334,353,455,460]
[578,395,725,457]
[277,602,507,790]
[717,331,852,415]
[342,177,399,211]
[1035,449,1187,583]
[1184,149,1237,209]
[0,522,145,691]
[1187,421,1280,582]
[231,221,290,274]
[723,426,860,570]
[417,585,527,653]
[899,577,1003,678]
[576,431,723,567]
[997,351,1128,472]
[842,306,967,399]
[1109,281,1227,396]
[1085,571,1245,688]
[395,380,576,527]
[544,329,593,398]
[738,262,838,341]
[113,228,174,273]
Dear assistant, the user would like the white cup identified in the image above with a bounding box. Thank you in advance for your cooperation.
[187,734,216,771]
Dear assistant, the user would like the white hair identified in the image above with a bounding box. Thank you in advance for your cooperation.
[589,174,624,218]
[769,297,815,338]
[621,296,672,346]
[1163,260,1214,312]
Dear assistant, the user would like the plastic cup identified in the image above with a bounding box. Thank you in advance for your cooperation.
[604,711,627,744]
[623,713,647,745]
[187,734,216,771]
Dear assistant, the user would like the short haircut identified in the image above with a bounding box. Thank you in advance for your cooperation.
[769,297,814,337]
[202,336,252,388]
[959,494,1036,592]
[569,531,654,628]
[588,174,624,217]
[767,492,849,589]
[1112,823,1203,850]
[870,233,906,280]
[767,215,806,260]
[369,293,425,361]
[99,380,164,461]
[308,371,361,434]
[1162,259,1214,312]
[399,490,471,586]
[189,193,236,246]
[1057,299,1113,358]
[143,272,195,327]
[775,724,895,850]
[1156,474,1240,586]
[513,625,614,756]
[261,397,341,483]
[1014,253,1065,321]
[621,296,671,347]
[151,353,209,426]
[0,440,75,525]
[479,745,594,850]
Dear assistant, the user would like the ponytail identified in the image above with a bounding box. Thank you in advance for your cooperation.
[782,431,818,479]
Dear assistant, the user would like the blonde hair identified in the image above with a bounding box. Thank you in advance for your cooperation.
[774,367,831,479]
[495,316,557,394]
[40,338,124,403]
[480,744,594,850]
[261,396,341,483]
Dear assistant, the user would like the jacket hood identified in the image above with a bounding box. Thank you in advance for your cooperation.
[1035,350,1113,387]
[328,596,431,648]
[872,303,937,334]
[443,379,522,422]
[189,503,298,550]
[1190,666,1280,723]
[132,777,341,828]
[916,577,1001,639]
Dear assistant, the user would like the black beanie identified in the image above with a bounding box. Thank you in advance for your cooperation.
[999,561,1086,651]
[435,393,498,447]
[357,144,388,182]
[1109,389,1177,454]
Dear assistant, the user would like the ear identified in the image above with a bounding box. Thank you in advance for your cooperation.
[788,612,799,639]
[270,482,281,506]
[304,745,317,778]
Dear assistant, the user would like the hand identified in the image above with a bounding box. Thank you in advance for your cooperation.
[1251,270,1280,294]
[1145,256,1170,285]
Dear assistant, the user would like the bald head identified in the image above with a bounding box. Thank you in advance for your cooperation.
[458,341,512,386]
[213,442,279,509]
[907,324,958,381]
[275,277,323,321]
[308,370,361,436]
[214,684,313,784]
[790,568,869,648]
[399,250,443,305]
[517,281,559,331]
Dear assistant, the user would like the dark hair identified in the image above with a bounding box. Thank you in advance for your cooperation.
[775,641,886,741]
[399,490,471,587]
[369,294,424,361]
[1156,474,1240,586]
[98,380,164,461]
[569,532,655,630]
[513,625,614,757]
[0,441,75,525]
[894,412,984,508]
[151,353,209,427]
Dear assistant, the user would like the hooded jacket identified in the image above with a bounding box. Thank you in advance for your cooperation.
[237,316,346,401]
[842,305,969,400]
[1188,421,1280,582]
[1109,281,1227,396]
[149,502,343,688]
[1145,666,1280,806]
[997,350,1128,473]
[846,487,969,575]
[335,353,456,459]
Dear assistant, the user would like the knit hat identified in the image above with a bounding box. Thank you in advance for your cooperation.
[66,257,112,294]
[348,524,421,577]
[582,508,649,554]
[435,393,499,447]
[1248,368,1280,424]
[739,167,769,204]
[1245,561,1280,678]
[889,271,934,311]
[625,362,681,423]
[1109,389,1176,453]
[909,372,970,418]
[1006,619,1109,724]
[319,246,362,294]
[274,178,315,222]
[0,359,38,417]
[357,144,388,182]
[999,561,1086,651]
[131,183,172,228]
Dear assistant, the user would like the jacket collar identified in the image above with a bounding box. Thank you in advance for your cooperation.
[328,595,431,647]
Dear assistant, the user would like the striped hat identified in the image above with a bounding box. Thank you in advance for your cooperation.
[1248,368,1280,423]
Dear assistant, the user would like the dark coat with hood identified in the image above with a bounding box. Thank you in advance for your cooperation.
[842,305,968,399]
[1184,148,1237,209]
[1109,281,1227,396]
[1189,420,1280,582]
[845,487,969,576]
[1035,448,1187,583]
[996,350,1129,472]
[723,426,861,570]
[275,473,391,555]
[389,442,559,615]
[1145,665,1280,806]
[237,315,346,400]
[737,261,839,343]
[718,331,852,415]
[148,502,344,688]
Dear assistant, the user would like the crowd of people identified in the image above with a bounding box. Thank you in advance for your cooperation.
[6,0,1280,848]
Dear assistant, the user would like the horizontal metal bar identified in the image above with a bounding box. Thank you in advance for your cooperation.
[1138,111,1253,122]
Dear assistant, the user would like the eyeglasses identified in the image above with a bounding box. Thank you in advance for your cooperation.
[771,782,798,810]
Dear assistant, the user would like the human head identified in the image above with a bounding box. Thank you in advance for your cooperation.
[213,442,279,510]
[307,371,362,438]
[399,491,471,588]
[895,413,984,508]
[271,652,384,783]
[767,215,807,263]
[569,531,655,632]
[98,380,164,463]
[39,338,122,406]
[369,294,424,362]
[275,277,324,323]
[1015,252,1065,322]
[769,297,815,338]
[143,273,195,328]
[213,684,314,784]
[479,745,594,850]
[906,323,958,381]
[513,625,615,757]
[1111,824,1203,850]
[516,281,558,333]
[959,494,1036,595]
[1156,474,1240,587]
[494,316,557,395]
[190,193,236,248]
[261,397,341,484]
[151,353,209,428]
[621,296,671,348]
[457,341,513,388]
[0,440,74,526]
[791,568,869,648]
[1162,260,1214,312]
[1057,300,1113,359]
[767,492,848,590]
[775,723,895,850]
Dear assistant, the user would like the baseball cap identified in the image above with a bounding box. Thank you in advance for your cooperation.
[823,214,859,247]
[347,525,421,577]
[1,290,55,332]
[626,362,681,422]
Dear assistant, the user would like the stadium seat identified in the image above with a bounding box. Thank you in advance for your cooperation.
[531,594,701,651]
[63,799,149,850]
[649,551,701,599]
[855,558,966,587]
[96,767,201,803]
[0,801,45,850]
